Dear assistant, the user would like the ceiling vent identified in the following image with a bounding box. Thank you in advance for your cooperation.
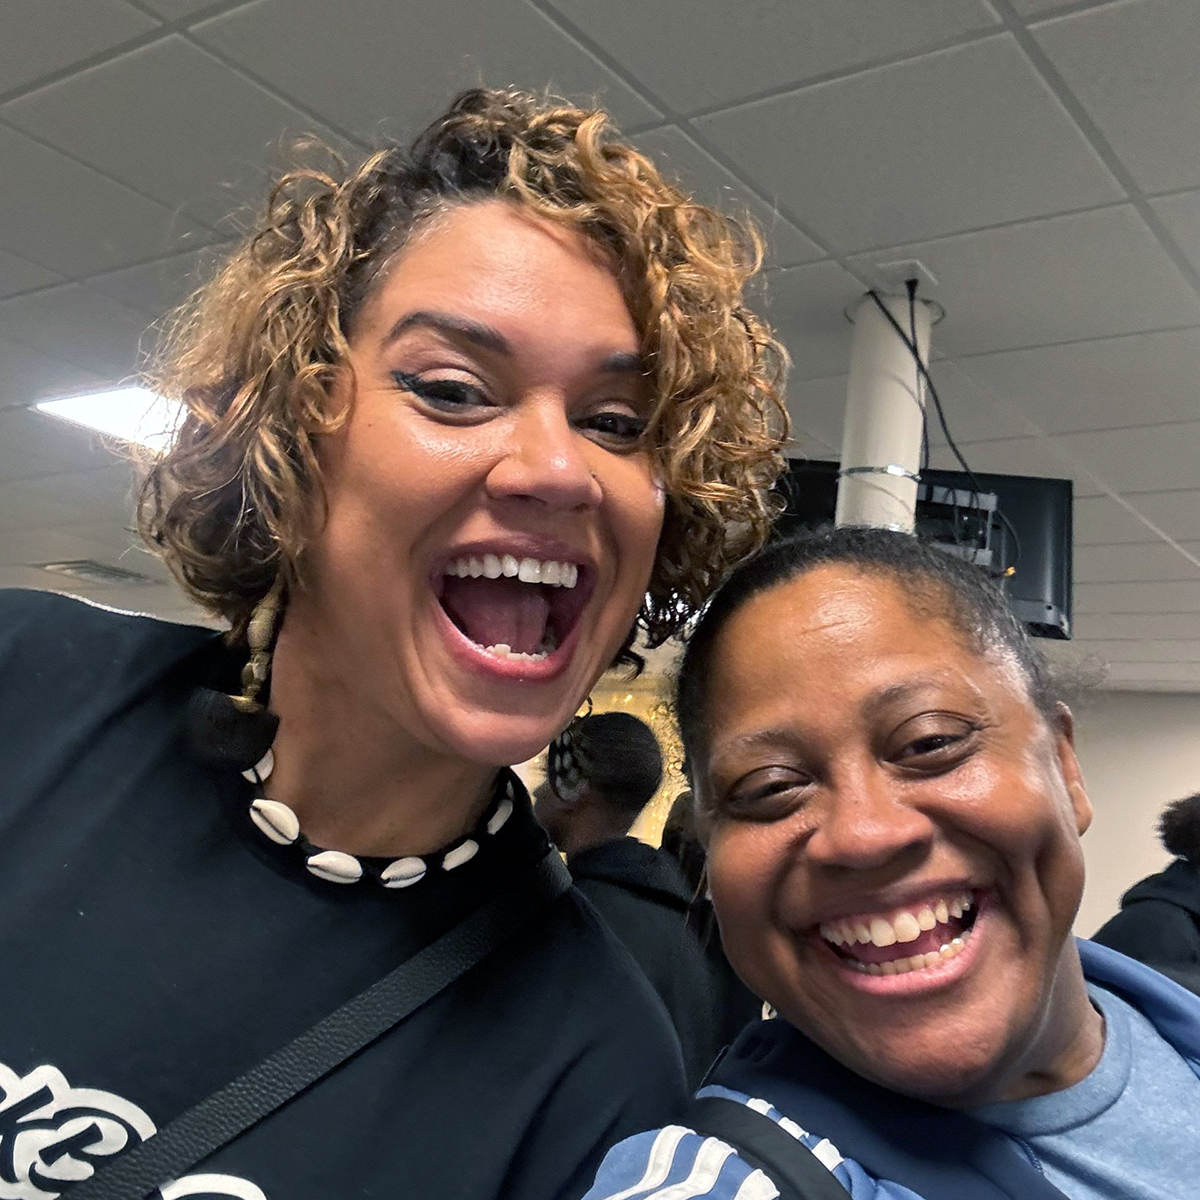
[39,560,159,587]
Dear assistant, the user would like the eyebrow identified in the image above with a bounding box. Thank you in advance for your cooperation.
[381,310,647,375]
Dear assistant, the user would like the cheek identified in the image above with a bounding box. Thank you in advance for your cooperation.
[707,824,779,934]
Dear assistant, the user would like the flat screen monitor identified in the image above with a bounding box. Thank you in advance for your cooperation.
[773,459,1073,639]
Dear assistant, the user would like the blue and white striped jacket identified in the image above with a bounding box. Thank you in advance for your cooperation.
[583,941,1200,1200]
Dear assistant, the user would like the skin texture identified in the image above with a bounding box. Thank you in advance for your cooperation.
[697,566,1104,1107]
[265,201,664,856]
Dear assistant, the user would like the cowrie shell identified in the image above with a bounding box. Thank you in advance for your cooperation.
[241,747,275,783]
[306,850,363,884]
[442,840,479,871]
[249,797,299,845]
[381,857,427,889]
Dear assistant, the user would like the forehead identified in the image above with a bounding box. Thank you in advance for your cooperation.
[704,566,1026,733]
[354,200,638,348]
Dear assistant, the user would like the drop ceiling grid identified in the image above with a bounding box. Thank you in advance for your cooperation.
[0,0,1195,687]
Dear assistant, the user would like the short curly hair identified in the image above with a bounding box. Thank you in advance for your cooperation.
[138,87,789,655]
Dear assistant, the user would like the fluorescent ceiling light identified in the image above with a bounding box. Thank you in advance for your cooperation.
[36,387,184,452]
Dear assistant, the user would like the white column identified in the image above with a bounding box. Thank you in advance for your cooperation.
[834,293,934,533]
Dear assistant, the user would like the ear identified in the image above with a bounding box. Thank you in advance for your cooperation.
[1051,702,1092,836]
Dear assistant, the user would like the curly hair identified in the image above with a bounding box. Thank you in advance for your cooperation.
[138,87,789,656]
[1160,792,1200,864]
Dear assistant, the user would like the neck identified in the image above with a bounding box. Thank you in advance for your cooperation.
[261,609,498,858]
[992,940,1106,1105]
[559,812,631,859]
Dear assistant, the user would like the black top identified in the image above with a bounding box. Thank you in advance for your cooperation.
[0,589,685,1200]
[1092,858,1200,977]
[568,838,722,1087]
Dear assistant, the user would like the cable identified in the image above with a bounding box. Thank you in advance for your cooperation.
[907,280,930,479]
[866,289,1022,576]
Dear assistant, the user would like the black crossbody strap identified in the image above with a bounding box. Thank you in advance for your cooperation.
[69,849,572,1200]
[686,1096,852,1200]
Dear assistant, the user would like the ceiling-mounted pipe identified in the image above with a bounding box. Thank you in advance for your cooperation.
[835,291,934,533]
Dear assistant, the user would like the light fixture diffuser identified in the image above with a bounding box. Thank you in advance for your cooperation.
[36,387,183,452]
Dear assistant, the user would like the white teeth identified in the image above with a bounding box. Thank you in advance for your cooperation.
[482,642,550,663]
[846,928,975,978]
[934,899,950,924]
[892,912,921,944]
[444,554,578,588]
[949,899,964,919]
[917,907,937,931]
[869,918,896,948]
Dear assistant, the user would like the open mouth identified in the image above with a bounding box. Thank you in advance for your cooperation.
[818,891,981,977]
[435,553,590,664]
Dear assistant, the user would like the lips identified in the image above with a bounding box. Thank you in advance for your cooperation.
[430,542,596,680]
[815,889,983,980]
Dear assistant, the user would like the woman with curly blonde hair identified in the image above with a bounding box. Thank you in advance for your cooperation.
[0,87,786,1200]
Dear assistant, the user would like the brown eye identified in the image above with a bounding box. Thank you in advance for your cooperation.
[721,769,812,821]
[889,716,978,769]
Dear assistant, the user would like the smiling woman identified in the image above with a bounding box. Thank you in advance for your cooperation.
[585,527,1200,1200]
[0,88,786,1200]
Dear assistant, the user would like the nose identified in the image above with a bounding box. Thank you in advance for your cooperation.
[804,763,934,875]
[486,396,602,512]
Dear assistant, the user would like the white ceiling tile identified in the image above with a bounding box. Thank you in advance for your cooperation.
[1074,611,1200,640]
[696,36,1123,254]
[956,329,1200,434]
[1033,0,1200,193]
[1049,422,1200,494]
[924,360,1037,444]
[1076,580,1200,614]
[1075,540,1200,584]
[0,0,158,94]
[0,406,128,480]
[634,127,824,267]
[136,0,220,16]
[3,37,349,229]
[852,207,1200,358]
[0,525,145,570]
[1149,190,1200,276]
[193,0,660,139]
[0,338,105,411]
[926,436,1094,493]
[1120,489,1200,544]
[543,0,998,115]
[757,261,869,382]
[0,250,62,300]
[1070,638,1200,663]
[1011,0,1082,13]
[16,464,141,530]
[787,374,850,449]
[0,284,151,380]
[86,244,228,321]
[0,124,205,277]
[0,477,89,532]
[1073,495,1163,546]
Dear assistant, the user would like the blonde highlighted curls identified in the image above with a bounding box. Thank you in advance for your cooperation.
[139,87,789,659]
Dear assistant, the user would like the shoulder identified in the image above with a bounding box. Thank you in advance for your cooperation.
[581,1087,872,1200]
[0,588,221,726]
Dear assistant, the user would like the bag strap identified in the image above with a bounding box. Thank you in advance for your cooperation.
[68,849,572,1200]
[685,1096,852,1200]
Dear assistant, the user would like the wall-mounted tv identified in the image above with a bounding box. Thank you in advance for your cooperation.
[774,459,1073,639]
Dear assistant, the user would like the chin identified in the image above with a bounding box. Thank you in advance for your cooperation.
[434,709,570,769]
[842,1039,1004,1108]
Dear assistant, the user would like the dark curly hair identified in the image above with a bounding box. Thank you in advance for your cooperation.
[138,87,789,660]
[1160,793,1200,864]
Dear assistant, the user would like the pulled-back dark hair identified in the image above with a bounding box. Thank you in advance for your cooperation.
[570,711,664,816]
[675,526,1059,779]
[1160,792,1200,864]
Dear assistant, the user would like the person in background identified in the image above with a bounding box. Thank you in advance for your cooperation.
[1093,791,1200,982]
[0,87,788,1200]
[661,790,764,1046]
[536,712,721,1086]
[586,527,1200,1200]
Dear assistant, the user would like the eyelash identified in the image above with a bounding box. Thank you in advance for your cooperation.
[391,371,648,443]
